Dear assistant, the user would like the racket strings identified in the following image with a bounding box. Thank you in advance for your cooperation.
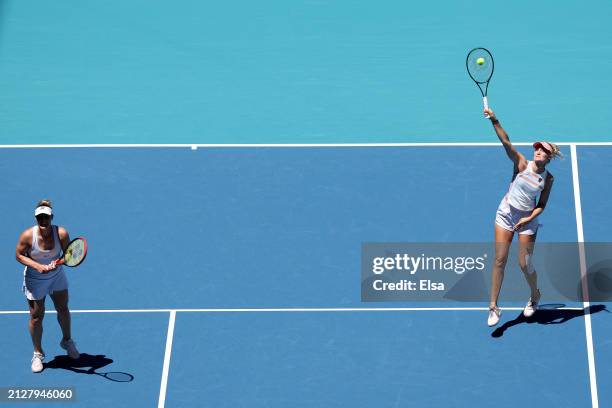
[64,239,86,267]
[466,49,494,83]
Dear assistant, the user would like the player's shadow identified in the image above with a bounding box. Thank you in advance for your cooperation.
[43,353,134,382]
[492,304,609,338]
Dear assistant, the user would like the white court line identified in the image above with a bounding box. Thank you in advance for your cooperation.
[571,144,599,408]
[0,142,611,149]
[0,306,585,314]
[158,310,176,408]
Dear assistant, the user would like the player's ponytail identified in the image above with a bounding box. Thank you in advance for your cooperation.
[547,143,563,160]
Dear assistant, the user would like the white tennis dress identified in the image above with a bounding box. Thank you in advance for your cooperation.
[23,225,68,300]
[495,161,548,235]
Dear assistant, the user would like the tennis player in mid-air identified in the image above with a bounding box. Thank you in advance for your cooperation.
[484,108,561,327]
[15,200,81,373]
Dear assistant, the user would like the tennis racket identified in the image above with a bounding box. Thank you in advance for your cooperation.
[466,47,494,118]
[56,237,88,267]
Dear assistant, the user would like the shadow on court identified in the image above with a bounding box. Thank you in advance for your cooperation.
[43,353,134,382]
[491,304,609,338]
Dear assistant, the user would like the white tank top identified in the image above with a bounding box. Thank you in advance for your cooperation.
[505,161,548,211]
[25,225,64,280]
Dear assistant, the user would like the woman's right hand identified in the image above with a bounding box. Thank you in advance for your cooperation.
[36,261,56,274]
[35,264,48,274]
[484,108,497,121]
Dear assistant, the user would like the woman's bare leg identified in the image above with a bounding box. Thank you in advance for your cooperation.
[490,225,514,308]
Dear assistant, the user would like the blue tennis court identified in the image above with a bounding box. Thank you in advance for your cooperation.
[0,1,610,407]
[0,145,609,407]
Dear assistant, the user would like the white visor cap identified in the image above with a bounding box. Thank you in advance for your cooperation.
[34,206,53,217]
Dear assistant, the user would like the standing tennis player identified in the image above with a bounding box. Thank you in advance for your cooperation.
[16,200,80,372]
[485,109,561,327]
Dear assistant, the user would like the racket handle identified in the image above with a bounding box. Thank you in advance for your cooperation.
[55,258,65,266]
[483,96,490,118]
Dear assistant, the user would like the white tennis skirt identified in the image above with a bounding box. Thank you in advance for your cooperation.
[23,267,69,301]
[495,199,540,235]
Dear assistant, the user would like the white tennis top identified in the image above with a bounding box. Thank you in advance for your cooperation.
[505,161,548,211]
[25,225,63,280]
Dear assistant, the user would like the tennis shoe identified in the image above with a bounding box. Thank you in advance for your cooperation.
[60,339,80,359]
[487,306,501,327]
[523,290,541,318]
[31,352,44,373]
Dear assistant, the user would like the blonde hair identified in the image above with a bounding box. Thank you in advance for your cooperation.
[547,143,563,160]
[36,199,52,208]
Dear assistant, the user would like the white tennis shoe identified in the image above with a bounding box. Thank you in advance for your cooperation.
[487,306,502,327]
[31,352,44,373]
[523,290,541,318]
[60,339,80,359]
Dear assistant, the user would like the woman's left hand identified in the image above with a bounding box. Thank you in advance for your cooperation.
[513,217,532,231]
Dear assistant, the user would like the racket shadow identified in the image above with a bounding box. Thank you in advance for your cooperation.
[491,304,609,338]
[43,353,135,382]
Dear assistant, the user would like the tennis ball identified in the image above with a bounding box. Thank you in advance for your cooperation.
[476,57,485,65]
